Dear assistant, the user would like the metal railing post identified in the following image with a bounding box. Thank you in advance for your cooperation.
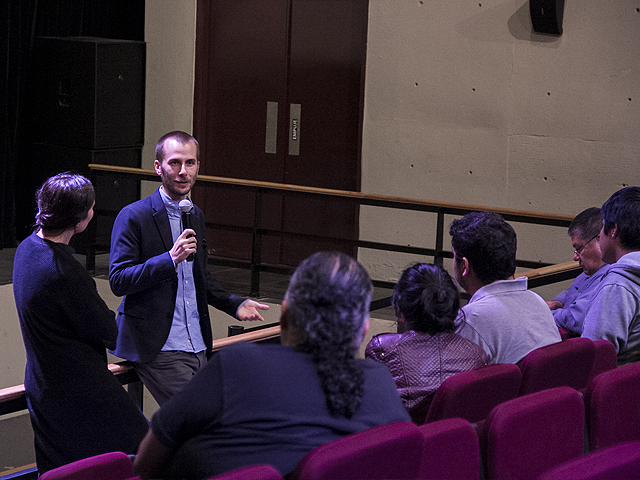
[434,208,445,266]
[250,188,263,297]
[86,170,98,272]
[127,381,144,411]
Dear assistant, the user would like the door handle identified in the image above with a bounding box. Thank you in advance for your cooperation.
[265,101,278,154]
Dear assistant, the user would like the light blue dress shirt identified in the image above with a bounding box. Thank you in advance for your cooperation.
[159,187,207,353]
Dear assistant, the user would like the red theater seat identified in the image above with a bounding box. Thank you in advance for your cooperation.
[418,418,479,480]
[538,441,640,480]
[205,464,283,480]
[518,338,595,396]
[483,387,584,480]
[584,361,640,451]
[39,451,134,480]
[288,421,422,480]
[423,363,522,425]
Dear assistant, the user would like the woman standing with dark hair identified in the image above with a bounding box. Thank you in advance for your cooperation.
[13,173,148,474]
[133,251,409,480]
[366,263,488,424]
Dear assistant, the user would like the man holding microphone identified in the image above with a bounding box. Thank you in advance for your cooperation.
[109,131,268,405]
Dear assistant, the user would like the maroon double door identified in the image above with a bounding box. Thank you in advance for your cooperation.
[192,0,368,266]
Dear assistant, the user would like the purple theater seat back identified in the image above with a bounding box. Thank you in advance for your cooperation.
[587,340,617,385]
[584,361,640,451]
[419,418,479,480]
[424,363,522,424]
[518,337,596,396]
[288,421,422,480]
[39,451,134,480]
[205,464,283,480]
[538,441,640,480]
[485,386,584,480]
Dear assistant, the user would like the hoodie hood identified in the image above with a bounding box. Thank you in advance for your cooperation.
[607,251,640,284]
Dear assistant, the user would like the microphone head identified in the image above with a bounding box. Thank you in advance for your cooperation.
[178,199,193,213]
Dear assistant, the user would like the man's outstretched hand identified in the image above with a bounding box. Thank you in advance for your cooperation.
[238,300,270,321]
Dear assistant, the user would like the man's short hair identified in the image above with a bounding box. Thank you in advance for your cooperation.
[449,211,517,284]
[155,131,199,163]
[568,207,601,240]
[602,186,640,250]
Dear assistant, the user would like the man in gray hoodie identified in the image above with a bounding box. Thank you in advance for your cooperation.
[582,186,640,364]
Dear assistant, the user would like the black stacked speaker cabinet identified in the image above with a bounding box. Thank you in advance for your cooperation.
[31,36,146,252]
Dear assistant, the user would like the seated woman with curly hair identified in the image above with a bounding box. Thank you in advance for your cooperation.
[366,263,488,423]
[134,251,409,479]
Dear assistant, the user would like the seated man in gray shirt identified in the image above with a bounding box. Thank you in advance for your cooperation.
[451,211,561,364]
[547,207,610,336]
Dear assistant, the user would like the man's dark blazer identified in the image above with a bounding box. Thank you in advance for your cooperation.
[109,189,244,363]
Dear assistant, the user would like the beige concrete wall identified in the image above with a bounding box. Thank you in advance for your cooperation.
[359,0,640,293]
[138,1,640,294]
[141,0,197,198]
[140,1,639,299]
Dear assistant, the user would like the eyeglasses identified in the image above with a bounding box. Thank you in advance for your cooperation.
[574,234,599,256]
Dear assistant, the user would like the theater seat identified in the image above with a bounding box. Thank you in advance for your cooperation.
[584,340,617,389]
[423,363,522,425]
[518,337,596,396]
[538,441,640,480]
[38,452,135,480]
[419,418,479,480]
[287,421,422,480]
[584,361,640,451]
[483,386,584,480]
[205,464,283,480]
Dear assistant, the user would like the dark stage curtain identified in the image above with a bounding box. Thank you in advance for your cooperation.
[1,0,37,248]
[0,0,143,247]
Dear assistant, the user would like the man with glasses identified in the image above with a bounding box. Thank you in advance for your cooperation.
[581,187,640,364]
[546,207,611,336]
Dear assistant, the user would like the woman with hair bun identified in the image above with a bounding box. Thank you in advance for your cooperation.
[13,173,148,474]
[366,263,488,423]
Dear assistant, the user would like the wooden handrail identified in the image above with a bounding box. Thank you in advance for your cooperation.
[87,163,576,294]
[0,362,138,410]
[107,362,135,376]
[515,260,581,288]
[210,260,581,349]
[88,164,574,223]
[515,260,579,279]
[0,463,37,478]
[0,384,27,403]
[212,325,281,352]
[0,259,581,415]
[0,331,280,404]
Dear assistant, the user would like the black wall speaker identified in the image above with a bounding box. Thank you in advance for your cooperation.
[32,36,146,149]
[530,0,565,36]
[28,144,142,250]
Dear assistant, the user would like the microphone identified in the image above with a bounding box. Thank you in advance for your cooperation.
[179,199,195,262]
